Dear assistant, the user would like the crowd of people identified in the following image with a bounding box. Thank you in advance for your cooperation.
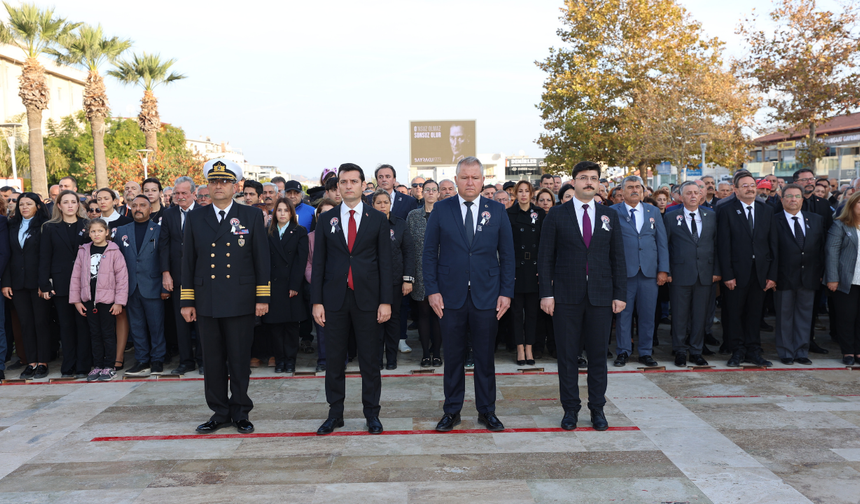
[0,157,855,435]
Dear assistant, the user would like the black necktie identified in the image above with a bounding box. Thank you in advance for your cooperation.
[793,216,805,249]
[219,210,226,224]
[181,209,187,233]
[464,201,474,246]
[746,205,754,233]
[690,212,698,243]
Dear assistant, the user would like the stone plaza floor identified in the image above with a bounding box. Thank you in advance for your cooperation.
[0,319,859,503]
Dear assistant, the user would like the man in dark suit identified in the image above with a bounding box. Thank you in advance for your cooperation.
[773,183,824,365]
[181,159,270,435]
[312,163,392,436]
[538,161,627,431]
[116,196,167,376]
[664,181,720,367]
[610,175,668,367]
[700,175,720,209]
[160,176,201,375]
[424,156,515,433]
[717,171,778,367]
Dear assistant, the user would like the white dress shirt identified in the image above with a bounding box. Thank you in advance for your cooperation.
[742,202,755,228]
[180,202,196,228]
[573,196,596,236]
[623,202,643,233]
[784,210,805,238]
[341,201,364,242]
[458,194,480,235]
[213,200,233,222]
[388,190,396,213]
[684,207,702,237]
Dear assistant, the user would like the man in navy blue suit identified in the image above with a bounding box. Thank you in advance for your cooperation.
[423,157,515,432]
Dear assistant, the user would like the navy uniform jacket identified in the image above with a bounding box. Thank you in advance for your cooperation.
[115,220,164,299]
[180,204,270,317]
[423,196,515,311]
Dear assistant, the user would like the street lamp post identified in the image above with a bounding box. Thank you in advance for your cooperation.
[0,123,23,182]
[137,149,153,179]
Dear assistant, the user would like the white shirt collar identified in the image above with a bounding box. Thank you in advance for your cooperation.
[573,196,594,209]
[623,201,641,214]
[458,194,479,207]
[213,200,233,220]
[181,202,195,212]
[784,209,803,222]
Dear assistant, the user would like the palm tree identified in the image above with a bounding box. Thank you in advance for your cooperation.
[51,25,131,190]
[108,52,185,153]
[0,2,79,198]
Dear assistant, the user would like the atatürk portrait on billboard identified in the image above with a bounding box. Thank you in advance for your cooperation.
[449,124,472,164]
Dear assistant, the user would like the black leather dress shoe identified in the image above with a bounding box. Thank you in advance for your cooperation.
[726,351,743,367]
[196,420,233,433]
[795,357,813,365]
[613,352,628,367]
[780,358,794,365]
[638,355,658,367]
[561,411,578,431]
[234,419,255,434]
[674,353,687,367]
[747,353,772,367]
[366,417,383,434]
[590,409,609,431]
[809,339,829,354]
[385,362,397,370]
[274,363,285,373]
[285,362,295,373]
[436,413,461,432]
[577,357,587,368]
[316,417,344,435]
[315,363,327,372]
[843,356,855,366]
[477,412,505,431]
[170,364,194,375]
[690,354,708,366]
[198,366,205,375]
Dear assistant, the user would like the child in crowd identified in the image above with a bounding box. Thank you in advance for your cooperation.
[70,219,129,381]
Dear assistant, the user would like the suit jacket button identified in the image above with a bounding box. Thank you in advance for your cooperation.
[227,264,231,268]
[211,275,215,279]
[210,253,215,257]
[226,275,230,279]
[227,243,231,247]
[211,243,216,247]
[211,264,215,268]
[226,253,230,257]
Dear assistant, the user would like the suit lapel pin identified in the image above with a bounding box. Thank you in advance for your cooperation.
[736,209,741,215]
[601,214,611,231]
[676,215,683,226]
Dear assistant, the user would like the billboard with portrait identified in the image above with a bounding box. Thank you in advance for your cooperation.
[410,120,476,166]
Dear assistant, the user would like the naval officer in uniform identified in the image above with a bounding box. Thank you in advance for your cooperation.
[181,159,271,434]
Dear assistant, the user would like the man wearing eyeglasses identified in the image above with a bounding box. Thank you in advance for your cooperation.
[196,185,210,206]
[717,171,778,368]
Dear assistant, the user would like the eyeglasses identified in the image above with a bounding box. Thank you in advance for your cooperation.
[198,194,210,199]
[424,188,438,193]
[783,194,804,199]
[575,176,600,183]
[738,184,756,189]
[796,177,815,183]
[411,183,424,188]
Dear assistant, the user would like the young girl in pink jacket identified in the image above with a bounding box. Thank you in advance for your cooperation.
[70,219,129,382]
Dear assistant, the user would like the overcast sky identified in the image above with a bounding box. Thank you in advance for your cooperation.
[54,0,847,179]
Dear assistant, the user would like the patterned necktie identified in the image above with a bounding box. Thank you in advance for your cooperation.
[746,205,754,233]
[347,209,356,290]
[793,216,805,249]
[690,212,698,243]
[464,201,474,246]
[582,204,591,276]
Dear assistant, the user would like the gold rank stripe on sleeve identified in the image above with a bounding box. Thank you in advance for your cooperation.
[180,288,195,300]
[256,282,271,296]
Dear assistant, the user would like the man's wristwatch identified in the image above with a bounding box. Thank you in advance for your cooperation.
[403,276,414,283]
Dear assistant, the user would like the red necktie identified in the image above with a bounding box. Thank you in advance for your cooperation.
[582,204,591,276]
[347,209,356,290]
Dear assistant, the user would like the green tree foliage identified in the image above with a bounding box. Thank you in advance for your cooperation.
[535,0,741,173]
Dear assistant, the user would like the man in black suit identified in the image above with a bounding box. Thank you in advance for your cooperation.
[312,163,392,436]
[538,161,627,432]
[160,176,201,375]
[664,181,720,367]
[717,171,778,367]
[181,159,270,435]
[773,183,824,365]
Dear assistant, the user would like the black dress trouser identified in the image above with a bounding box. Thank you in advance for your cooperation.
[553,299,612,412]
[379,284,402,366]
[55,295,91,374]
[722,264,765,355]
[512,292,539,346]
[325,289,382,419]
[269,322,300,365]
[198,313,255,423]
[14,288,52,364]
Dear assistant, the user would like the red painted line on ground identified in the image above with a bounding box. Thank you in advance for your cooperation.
[2,366,853,386]
[91,425,640,442]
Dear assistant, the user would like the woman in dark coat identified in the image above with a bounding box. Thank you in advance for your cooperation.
[508,181,545,365]
[40,190,91,378]
[2,193,51,378]
[262,197,308,373]
[406,179,442,367]
[371,189,414,370]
